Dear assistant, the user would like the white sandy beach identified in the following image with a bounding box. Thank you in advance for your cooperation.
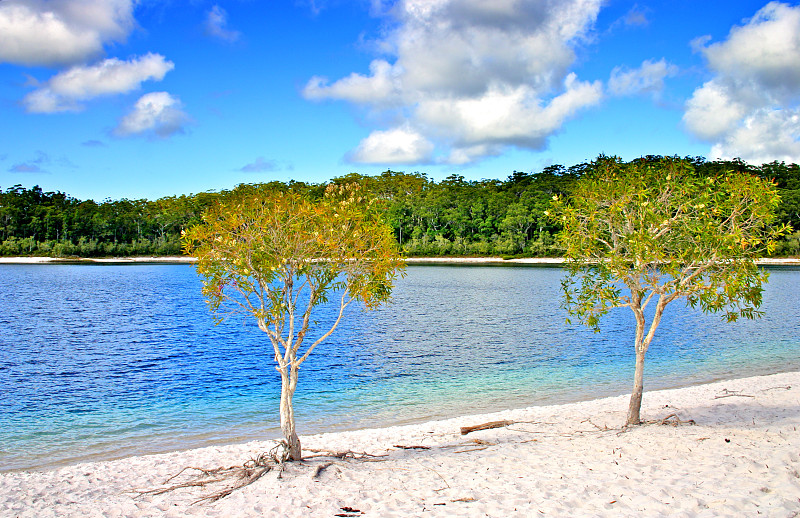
[0,256,195,264]
[2,371,799,517]
[2,255,799,266]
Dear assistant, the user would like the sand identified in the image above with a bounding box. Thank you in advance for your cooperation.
[2,256,799,266]
[0,256,194,264]
[2,371,799,517]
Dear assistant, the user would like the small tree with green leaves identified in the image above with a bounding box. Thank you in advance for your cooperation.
[550,156,790,426]
[182,184,405,460]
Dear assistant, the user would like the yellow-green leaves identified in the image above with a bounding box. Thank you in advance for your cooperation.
[182,185,405,330]
[550,156,788,330]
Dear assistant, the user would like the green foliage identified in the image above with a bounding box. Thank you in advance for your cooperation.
[2,157,799,259]
[550,155,790,425]
[182,183,405,356]
[182,184,404,458]
[552,155,790,330]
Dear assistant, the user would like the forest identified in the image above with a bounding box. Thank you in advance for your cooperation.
[1,156,799,258]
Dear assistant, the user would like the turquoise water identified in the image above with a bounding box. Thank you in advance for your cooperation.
[1,263,798,472]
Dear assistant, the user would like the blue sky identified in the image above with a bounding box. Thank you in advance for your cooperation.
[1,0,799,201]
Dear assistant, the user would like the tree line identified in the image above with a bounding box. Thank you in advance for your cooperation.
[2,156,798,258]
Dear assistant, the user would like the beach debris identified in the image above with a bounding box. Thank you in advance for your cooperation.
[460,420,514,435]
[658,413,696,426]
[414,459,451,491]
[762,385,792,392]
[581,418,611,431]
[335,506,364,517]
[714,388,755,399]
[392,444,431,450]
[451,438,496,453]
[453,446,489,454]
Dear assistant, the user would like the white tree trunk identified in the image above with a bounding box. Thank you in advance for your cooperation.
[626,298,667,426]
[626,346,646,426]
[279,366,301,460]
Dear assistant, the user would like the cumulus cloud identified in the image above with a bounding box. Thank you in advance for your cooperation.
[608,58,678,97]
[23,53,174,113]
[303,0,603,165]
[0,0,135,66]
[349,126,436,164]
[683,2,800,163]
[114,92,190,138]
[205,5,241,42]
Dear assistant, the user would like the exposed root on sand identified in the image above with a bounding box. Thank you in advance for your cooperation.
[134,443,391,504]
[135,441,291,504]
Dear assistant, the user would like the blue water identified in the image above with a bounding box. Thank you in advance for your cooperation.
[1,263,798,472]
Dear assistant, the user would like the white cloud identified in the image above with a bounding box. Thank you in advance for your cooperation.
[608,58,678,97]
[114,92,190,138]
[304,60,399,106]
[709,108,800,165]
[205,5,241,42]
[303,0,603,164]
[240,157,279,172]
[416,74,602,152]
[0,0,135,66]
[683,80,748,140]
[24,54,174,113]
[348,126,435,164]
[683,2,800,163]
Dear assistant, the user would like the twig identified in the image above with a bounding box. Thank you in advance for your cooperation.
[453,447,489,454]
[414,460,450,490]
[714,389,755,399]
[581,418,610,431]
[657,413,695,426]
[393,445,431,450]
[762,385,791,392]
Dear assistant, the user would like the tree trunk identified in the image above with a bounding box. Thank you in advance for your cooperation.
[279,367,302,460]
[626,301,647,427]
[626,348,646,426]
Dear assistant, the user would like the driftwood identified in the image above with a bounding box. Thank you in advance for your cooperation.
[460,420,514,435]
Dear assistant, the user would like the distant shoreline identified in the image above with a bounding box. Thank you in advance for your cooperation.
[1,255,799,266]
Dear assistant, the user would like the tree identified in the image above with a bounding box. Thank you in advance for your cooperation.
[550,156,791,426]
[182,184,405,460]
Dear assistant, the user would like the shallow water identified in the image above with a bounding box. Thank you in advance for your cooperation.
[1,263,798,471]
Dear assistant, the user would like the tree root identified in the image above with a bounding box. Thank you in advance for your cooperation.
[134,441,291,504]
[304,448,389,461]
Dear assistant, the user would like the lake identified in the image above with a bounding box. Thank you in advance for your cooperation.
[1,263,799,472]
